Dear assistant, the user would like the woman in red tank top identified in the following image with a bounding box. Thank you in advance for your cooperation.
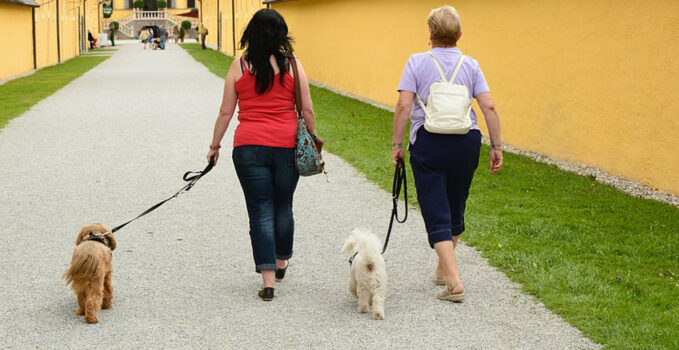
[206,9,317,301]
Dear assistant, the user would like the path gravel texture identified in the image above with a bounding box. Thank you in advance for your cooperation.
[0,41,599,349]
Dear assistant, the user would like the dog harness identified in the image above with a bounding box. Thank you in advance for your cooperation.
[348,252,358,266]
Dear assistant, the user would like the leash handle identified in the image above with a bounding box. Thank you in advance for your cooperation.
[111,160,215,233]
[382,158,407,254]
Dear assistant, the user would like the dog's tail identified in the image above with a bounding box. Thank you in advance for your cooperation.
[62,253,99,286]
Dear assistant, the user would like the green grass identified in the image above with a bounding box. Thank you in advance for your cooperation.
[182,45,679,349]
[0,56,109,130]
[180,43,233,78]
[89,47,117,52]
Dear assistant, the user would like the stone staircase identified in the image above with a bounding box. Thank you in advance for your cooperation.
[104,9,199,39]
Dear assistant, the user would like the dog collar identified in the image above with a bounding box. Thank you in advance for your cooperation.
[348,252,358,266]
[85,232,108,248]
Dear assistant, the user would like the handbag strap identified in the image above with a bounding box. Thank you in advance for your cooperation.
[289,57,303,117]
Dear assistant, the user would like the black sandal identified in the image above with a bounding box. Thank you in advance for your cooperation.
[258,287,274,301]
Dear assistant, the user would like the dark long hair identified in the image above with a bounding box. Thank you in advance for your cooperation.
[239,9,294,94]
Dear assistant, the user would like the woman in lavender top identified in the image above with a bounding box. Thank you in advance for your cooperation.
[392,5,503,301]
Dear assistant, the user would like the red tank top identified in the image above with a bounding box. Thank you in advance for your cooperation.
[233,59,297,148]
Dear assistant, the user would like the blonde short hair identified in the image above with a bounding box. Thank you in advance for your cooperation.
[427,6,462,46]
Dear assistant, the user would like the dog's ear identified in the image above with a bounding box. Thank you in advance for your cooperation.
[76,227,90,245]
[342,235,357,253]
[105,234,117,251]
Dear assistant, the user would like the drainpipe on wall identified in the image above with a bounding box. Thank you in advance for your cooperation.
[78,7,81,55]
[216,0,220,50]
[56,0,62,63]
[231,0,235,55]
[83,0,87,52]
[32,7,37,69]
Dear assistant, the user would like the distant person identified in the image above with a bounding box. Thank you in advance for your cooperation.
[148,29,154,50]
[392,5,503,302]
[139,28,150,49]
[159,26,167,50]
[87,30,97,49]
[108,23,116,46]
[199,23,208,49]
[173,25,179,44]
[206,9,316,301]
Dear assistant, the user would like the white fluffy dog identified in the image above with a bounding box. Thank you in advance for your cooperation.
[342,228,387,320]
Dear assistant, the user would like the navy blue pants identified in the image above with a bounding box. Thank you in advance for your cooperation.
[409,128,481,247]
[232,145,299,272]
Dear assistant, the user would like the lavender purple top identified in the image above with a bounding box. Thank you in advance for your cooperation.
[397,47,490,145]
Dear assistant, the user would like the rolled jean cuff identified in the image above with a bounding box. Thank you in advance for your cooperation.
[276,252,293,261]
[255,263,277,273]
[428,228,453,248]
[452,223,465,236]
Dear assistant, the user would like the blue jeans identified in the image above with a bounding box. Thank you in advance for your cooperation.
[232,145,299,272]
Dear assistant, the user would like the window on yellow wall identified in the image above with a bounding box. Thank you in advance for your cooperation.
[187,0,195,9]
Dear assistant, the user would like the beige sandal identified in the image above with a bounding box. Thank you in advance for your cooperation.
[437,281,465,302]
[434,269,446,285]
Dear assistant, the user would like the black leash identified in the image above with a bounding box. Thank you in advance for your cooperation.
[110,160,214,233]
[381,158,408,254]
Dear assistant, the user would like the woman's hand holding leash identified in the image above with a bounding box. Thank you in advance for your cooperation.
[207,144,221,165]
[391,143,404,166]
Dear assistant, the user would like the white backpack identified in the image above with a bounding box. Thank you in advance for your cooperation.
[417,51,472,134]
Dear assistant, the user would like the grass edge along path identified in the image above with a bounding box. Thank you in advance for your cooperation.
[0,55,110,131]
[181,44,679,350]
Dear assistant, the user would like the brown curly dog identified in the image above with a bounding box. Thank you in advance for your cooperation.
[63,223,117,324]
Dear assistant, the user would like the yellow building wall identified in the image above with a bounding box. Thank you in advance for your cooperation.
[0,3,34,79]
[108,8,132,21]
[0,0,99,81]
[112,0,126,10]
[34,0,59,68]
[271,0,679,195]
[199,0,263,57]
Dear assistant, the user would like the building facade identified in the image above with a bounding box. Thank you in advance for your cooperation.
[0,0,100,81]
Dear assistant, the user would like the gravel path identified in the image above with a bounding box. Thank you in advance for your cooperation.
[0,41,599,349]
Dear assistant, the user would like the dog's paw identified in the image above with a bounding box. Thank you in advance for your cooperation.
[102,301,114,309]
[84,316,99,324]
[357,304,369,313]
[75,308,84,316]
[373,309,385,320]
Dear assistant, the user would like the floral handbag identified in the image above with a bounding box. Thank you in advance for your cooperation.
[290,57,325,176]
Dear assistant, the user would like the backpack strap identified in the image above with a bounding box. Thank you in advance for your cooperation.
[428,51,448,82]
[428,51,465,83]
[448,55,465,83]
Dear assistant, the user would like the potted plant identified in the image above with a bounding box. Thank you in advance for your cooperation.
[178,27,185,43]
[133,0,143,9]
[156,0,167,17]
